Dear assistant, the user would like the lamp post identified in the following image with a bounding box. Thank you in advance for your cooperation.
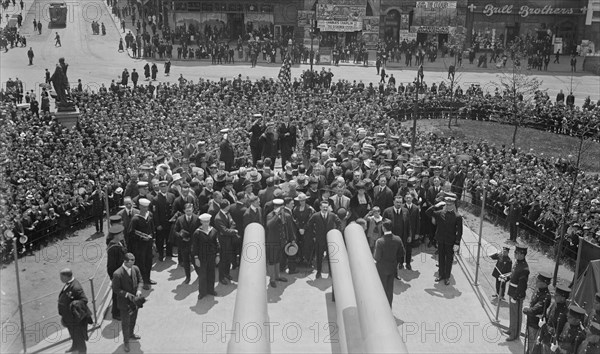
[411,74,422,155]
[4,229,27,353]
[310,18,316,72]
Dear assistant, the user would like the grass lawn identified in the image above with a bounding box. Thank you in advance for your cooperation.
[414,119,600,173]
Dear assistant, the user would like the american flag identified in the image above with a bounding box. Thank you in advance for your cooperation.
[278,51,292,96]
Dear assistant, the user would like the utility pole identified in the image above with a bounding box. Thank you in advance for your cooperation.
[411,74,421,155]
[310,16,316,72]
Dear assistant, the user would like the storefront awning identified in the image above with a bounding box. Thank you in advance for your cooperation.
[245,13,274,24]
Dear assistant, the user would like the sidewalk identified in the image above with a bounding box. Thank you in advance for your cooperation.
[22,223,528,354]
[392,230,522,354]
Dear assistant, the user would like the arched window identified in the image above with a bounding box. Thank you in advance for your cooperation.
[385,10,401,42]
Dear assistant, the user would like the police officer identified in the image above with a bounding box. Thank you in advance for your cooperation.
[106,225,127,320]
[555,305,586,354]
[585,293,600,328]
[523,272,552,353]
[540,285,571,353]
[503,244,530,341]
[491,245,512,301]
[578,322,600,354]
[425,192,463,285]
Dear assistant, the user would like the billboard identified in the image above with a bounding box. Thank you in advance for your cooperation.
[298,10,314,27]
[362,16,380,32]
[317,0,367,32]
[413,1,463,28]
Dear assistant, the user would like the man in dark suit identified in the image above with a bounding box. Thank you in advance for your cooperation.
[214,200,239,285]
[152,180,176,261]
[425,177,443,247]
[112,253,143,352]
[403,193,420,270]
[58,268,90,354]
[107,225,127,320]
[258,177,276,207]
[117,197,139,248]
[278,117,297,166]
[373,176,394,211]
[172,184,197,215]
[426,193,463,285]
[243,195,263,230]
[173,203,201,283]
[219,130,235,170]
[306,200,342,279]
[382,196,409,241]
[374,220,405,307]
[228,192,247,269]
[330,183,351,213]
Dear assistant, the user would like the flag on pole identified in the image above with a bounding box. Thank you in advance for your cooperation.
[278,52,292,96]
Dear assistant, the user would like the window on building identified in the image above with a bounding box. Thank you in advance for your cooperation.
[200,2,212,12]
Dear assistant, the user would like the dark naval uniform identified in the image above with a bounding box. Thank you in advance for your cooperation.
[556,306,586,354]
[127,211,155,285]
[540,285,571,352]
[506,245,530,341]
[523,273,552,353]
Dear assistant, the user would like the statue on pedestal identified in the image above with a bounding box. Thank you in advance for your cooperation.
[49,57,75,111]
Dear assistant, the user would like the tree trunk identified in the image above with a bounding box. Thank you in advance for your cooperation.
[512,122,518,146]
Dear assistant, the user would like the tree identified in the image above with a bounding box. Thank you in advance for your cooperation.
[551,108,600,286]
[445,31,466,128]
[493,37,545,146]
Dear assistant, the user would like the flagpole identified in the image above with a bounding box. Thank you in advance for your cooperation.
[287,39,293,117]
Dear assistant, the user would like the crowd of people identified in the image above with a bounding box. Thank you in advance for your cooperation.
[1,69,599,267]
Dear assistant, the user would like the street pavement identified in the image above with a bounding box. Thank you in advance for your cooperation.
[21,223,523,354]
[0,0,592,352]
[1,0,599,106]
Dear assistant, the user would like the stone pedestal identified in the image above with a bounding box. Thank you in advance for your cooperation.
[54,107,80,129]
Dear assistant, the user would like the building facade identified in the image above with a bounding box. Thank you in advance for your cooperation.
[465,0,590,53]
[165,0,596,51]
[169,0,302,39]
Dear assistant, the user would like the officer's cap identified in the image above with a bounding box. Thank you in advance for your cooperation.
[568,305,586,321]
[109,215,122,223]
[555,285,571,298]
[108,225,124,235]
[537,272,551,284]
[515,244,528,254]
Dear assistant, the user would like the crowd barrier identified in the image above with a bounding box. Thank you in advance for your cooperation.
[344,224,407,354]
[1,236,111,354]
[326,230,363,354]
[227,223,270,354]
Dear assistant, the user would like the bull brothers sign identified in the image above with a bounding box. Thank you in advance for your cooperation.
[482,4,583,17]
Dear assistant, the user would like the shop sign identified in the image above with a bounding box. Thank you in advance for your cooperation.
[410,25,451,34]
[298,10,315,27]
[482,4,580,18]
[415,1,457,9]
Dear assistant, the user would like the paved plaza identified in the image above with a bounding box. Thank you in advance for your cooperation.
[0,1,596,353]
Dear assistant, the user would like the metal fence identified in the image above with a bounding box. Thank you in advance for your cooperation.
[1,234,111,353]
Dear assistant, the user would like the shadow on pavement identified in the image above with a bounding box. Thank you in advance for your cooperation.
[394,278,412,295]
[152,258,176,273]
[172,281,197,301]
[424,278,463,299]
[266,276,297,303]
[189,296,218,315]
[306,277,333,292]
